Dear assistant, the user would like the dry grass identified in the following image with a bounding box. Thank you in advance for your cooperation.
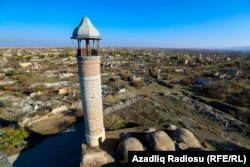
[104,115,126,131]
[106,95,120,104]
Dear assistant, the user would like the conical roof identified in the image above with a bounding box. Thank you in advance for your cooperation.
[71,17,101,39]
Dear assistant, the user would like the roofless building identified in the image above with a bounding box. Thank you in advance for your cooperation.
[71,16,105,147]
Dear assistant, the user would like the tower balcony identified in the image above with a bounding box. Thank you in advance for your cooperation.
[77,49,98,56]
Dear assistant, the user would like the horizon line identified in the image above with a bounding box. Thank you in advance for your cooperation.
[0,45,250,51]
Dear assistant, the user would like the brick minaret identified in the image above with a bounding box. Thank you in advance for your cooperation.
[71,17,105,147]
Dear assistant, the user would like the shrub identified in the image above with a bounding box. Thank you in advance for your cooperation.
[11,55,32,61]
[111,80,129,92]
[7,70,18,77]
[234,61,241,68]
[120,73,130,81]
[200,84,229,101]
[177,57,186,65]
[105,115,126,131]
[106,95,119,104]
[228,89,250,107]
[130,80,145,88]
[0,127,29,149]
[0,108,4,115]
[194,57,202,64]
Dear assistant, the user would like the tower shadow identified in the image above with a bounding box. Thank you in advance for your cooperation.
[12,122,84,167]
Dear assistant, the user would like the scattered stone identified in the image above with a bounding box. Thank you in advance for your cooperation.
[219,73,227,79]
[19,62,32,68]
[145,130,175,151]
[34,104,39,111]
[32,62,42,69]
[44,81,70,88]
[59,73,74,79]
[132,76,142,82]
[172,128,201,148]
[81,151,114,167]
[30,81,70,89]
[18,62,41,69]
[104,96,143,114]
[0,80,15,86]
[163,91,246,133]
[175,68,184,73]
[165,124,177,131]
[1,68,13,73]
[119,88,127,93]
[45,70,60,77]
[117,137,144,162]
[58,87,70,95]
[29,91,43,97]
[0,57,8,67]
[214,72,219,77]
[51,105,68,114]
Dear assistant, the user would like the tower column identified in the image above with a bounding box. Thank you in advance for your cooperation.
[77,56,105,147]
[71,16,104,147]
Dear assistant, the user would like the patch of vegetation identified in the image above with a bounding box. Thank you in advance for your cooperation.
[228,89,250,107]
[110,79,129,92]
[17,55,32,61]
[0,127,29,153]
[119,72,131,81]
[196,84,229,101]
[130,80,146,88]
[59,49,74,57]
[105,115,126,131]
[0,99,13,108]
[106,95,119,104]
[48,53,55,58]
[0,108,4,116]
[49,101,64,110]
[18,73,60,89]
[7,70,18,77]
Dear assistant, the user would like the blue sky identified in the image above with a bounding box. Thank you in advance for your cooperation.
[0,0,250,48]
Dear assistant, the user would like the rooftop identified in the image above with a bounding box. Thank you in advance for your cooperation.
[71,16,101,40]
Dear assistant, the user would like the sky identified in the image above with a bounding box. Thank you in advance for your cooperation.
[0,0,250,48]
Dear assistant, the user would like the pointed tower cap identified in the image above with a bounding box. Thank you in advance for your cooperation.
[71,16,101,39]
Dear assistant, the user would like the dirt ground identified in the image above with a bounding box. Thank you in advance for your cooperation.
[28,109,82,135]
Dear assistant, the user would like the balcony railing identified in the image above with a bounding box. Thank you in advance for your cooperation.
[77,49,98,56]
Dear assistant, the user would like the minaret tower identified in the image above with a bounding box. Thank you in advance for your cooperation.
[71,17,105,147]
